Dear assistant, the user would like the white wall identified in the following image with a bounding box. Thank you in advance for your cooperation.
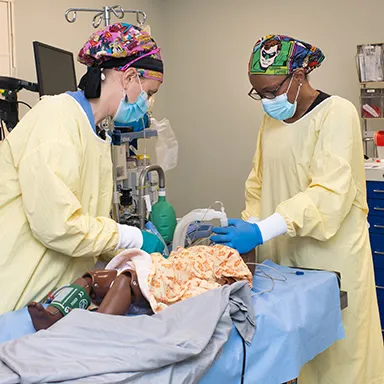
[158,0,384,218]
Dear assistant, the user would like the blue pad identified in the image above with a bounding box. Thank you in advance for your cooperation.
[0,307,37,343]
[200,260,344,384]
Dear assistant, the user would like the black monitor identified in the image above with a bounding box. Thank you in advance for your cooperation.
[33,41,77,96]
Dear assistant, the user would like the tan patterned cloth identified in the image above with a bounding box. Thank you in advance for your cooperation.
[147,245,253,313]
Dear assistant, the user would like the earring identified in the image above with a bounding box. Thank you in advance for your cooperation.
[100,69,106,81]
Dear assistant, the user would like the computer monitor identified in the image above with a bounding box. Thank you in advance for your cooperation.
[33,41,77,96]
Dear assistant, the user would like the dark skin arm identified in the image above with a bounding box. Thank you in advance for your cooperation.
[97,272,133,315]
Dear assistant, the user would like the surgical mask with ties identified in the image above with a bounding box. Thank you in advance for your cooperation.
[113,74,150,124]
[261,76,302,121]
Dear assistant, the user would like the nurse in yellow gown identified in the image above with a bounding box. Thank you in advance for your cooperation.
[212,35,384,383]
[0,23,165,314]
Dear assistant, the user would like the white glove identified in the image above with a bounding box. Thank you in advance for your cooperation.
[116,223,143,250]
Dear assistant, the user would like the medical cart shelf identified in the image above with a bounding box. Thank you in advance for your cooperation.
[361,82,384,88]
[367,179,384,336]
[360,80,384,157]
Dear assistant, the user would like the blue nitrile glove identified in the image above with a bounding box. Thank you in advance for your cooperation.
[211,219,263,254]
[141,230,165,254]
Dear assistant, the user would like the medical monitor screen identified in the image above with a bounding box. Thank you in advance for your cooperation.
[33,41,77,96]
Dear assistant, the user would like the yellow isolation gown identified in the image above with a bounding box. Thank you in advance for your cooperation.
[0,94,140,313]
[242,96,384,383]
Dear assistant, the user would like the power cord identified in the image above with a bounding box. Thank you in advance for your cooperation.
[247,262,288,296]
[239,261,292,383]
[185,201,225,248]
[7,100,32,109]
[241,337,247,384]
[16,101,32,109]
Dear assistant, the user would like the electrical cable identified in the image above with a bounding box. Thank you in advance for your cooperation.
[0,120,6,139]
[41,285,71,304]
[247,262,288,296]
[238,263,291,382]
[197,201,224,227]
[188,235,212,247]
[7,100,32,109]
[241,337,247,384]
[187,201,225,245]
[249,263,288,281]
[15,101,32,109]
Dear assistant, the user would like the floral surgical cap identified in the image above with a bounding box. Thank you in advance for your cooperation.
[78,23,163,98]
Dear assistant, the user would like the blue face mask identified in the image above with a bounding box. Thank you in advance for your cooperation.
[261,77,302,121]
[113,77,150,124]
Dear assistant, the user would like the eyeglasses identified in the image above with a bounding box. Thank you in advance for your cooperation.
[248,75,292,101]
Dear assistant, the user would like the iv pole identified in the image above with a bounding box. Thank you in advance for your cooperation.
[65,5,147,27]
[64,5,148,222]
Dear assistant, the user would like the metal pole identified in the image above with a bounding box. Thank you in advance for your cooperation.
[111,144,120,223]
[138,165,166,229]
[104,6,110,26]
[64,5,148,222]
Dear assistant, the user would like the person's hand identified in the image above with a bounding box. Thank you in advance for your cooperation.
[141,230,165,254]
[211,219,263,254]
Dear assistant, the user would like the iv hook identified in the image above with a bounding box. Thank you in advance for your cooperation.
[110,5,125,20]
[92,12,104,28]
[65,6,147,28]
[64,9,77,23]
[135,10,147,26]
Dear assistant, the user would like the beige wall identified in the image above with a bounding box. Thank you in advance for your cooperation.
[158,0,384,218]
[13,0,165,115]
[11,0,384,219]
[0,0,16,77]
